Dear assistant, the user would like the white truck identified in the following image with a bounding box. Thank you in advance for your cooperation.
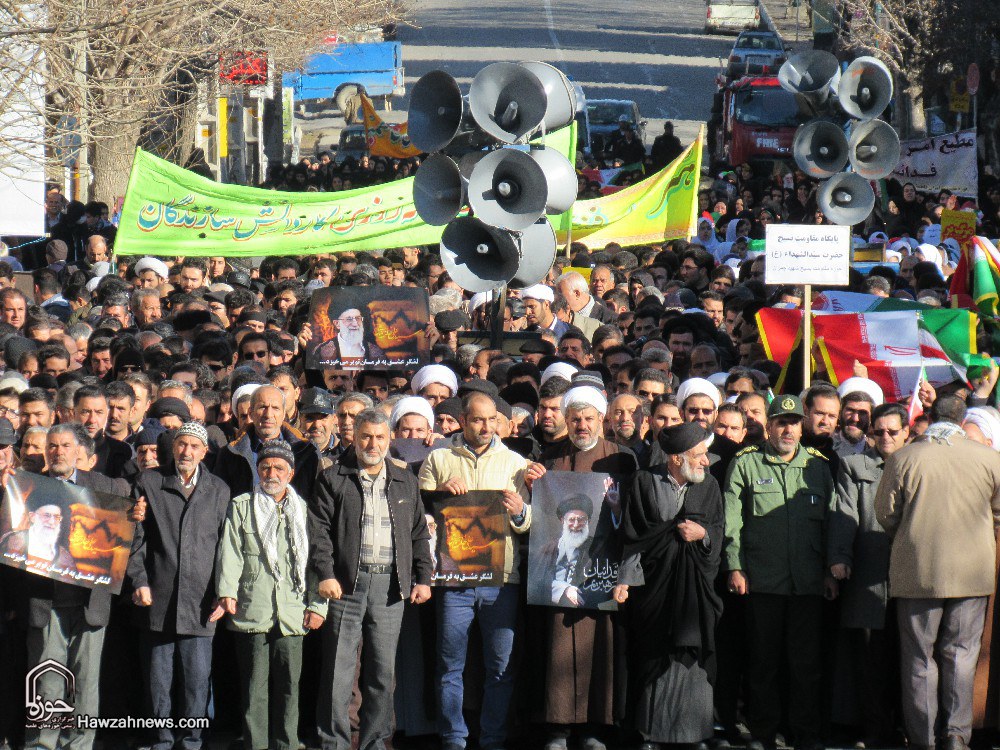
[705,0,761,34]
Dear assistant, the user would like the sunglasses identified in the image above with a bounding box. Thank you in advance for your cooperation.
[118,365,142,373]
[243,350,269,360]
[873,428,902,437]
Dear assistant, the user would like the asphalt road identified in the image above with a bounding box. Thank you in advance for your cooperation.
[396,0,737,149]
[295,0,740,158]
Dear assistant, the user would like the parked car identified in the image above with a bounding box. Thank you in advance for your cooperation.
[705,0,761,34]
[586,99,646,156]
[334,124,369,164]
[726,30,787,79]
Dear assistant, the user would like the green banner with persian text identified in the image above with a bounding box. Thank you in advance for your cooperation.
[115,126,701,257]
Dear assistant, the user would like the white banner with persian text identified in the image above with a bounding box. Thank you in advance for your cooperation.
[893,129,978,197]
[765,224,850,286]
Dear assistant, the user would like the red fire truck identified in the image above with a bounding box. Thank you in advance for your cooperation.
[710,75,810,168]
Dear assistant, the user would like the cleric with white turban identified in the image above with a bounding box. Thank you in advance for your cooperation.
[963,407,1000,451]
[561,386,608,416]
[675,377,722,410]
[390,396,436,433]
[411,364,459,404]
[838,377,884,406]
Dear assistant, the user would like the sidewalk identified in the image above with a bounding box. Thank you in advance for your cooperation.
[757,0,814,52]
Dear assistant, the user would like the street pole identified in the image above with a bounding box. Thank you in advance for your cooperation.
[802,283,812,388]
[490,284,507,351]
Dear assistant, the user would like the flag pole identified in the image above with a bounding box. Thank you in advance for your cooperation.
[803,284,812,389]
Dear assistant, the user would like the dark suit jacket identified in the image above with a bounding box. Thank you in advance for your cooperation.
[127,465,230,636]
[94,431,134,479]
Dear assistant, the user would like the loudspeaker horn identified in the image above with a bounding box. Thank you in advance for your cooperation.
[526,147,577,214]
[467,147,549,230]
[413,154,464,226]
[839,56,893,121]
[509,219,557,289]
[792,120,849,179]
[408,70,469,153]
[778,51,841,105]
[440,217,520,293]
[818,172,876,226]
[468,63,548,143]
[848,119,901,180]
[520,61,578,133]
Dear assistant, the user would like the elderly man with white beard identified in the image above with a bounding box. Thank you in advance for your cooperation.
[525,385,637,750]
[613,422,724,749]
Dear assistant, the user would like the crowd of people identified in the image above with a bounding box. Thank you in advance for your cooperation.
[2,159,1000,750]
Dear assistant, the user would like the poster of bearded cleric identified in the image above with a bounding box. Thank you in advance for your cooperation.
[306,286,430,370]
[527,471,622,610]
[426,490,508,587]
[0,471,135,594]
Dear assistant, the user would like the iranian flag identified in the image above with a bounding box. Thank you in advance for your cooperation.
[814,312,957,401]
[907,364,927,425]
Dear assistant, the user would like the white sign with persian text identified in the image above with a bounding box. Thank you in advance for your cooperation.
[765,224,850,286]
[893,129,978,197]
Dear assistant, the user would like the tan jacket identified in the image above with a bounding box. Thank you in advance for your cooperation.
[874,435,1000,599]
[417,434,531,584]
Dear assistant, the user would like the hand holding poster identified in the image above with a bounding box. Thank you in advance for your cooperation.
[527,471,622,611]
[941,208,978,253]
[306,286,429,370]
[0,471,135,594]
[427,491,508,587]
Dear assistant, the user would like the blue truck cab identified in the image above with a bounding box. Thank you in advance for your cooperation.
[283,40,405,113]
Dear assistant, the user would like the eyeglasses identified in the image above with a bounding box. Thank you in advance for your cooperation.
[36,512,62,521]
[0,406,19,418]
[686,407,716,415]
[338,315,363,323]
[872,428,902,437]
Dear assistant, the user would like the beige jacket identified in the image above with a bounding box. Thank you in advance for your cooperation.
[417,434,531,584]
[874,435,1000,598]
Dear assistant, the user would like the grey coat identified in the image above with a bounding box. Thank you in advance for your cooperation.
[127,466,231,636]
[828,448,891,629]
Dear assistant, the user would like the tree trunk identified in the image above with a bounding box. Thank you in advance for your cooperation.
[89,120,142,202]
[904,81,927,139]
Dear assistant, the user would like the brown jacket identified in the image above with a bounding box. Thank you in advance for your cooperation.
[874,435,1000,599]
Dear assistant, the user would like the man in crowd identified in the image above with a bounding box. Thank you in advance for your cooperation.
[875,395,1000,750]
[129,423,230,750]
[614,422,723,747]
[723,395,833,750]
[828,402,909,747]
[310,408,432,750]
[527,385,637,750]
[216,440,327,750]
[418,393,532,750]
